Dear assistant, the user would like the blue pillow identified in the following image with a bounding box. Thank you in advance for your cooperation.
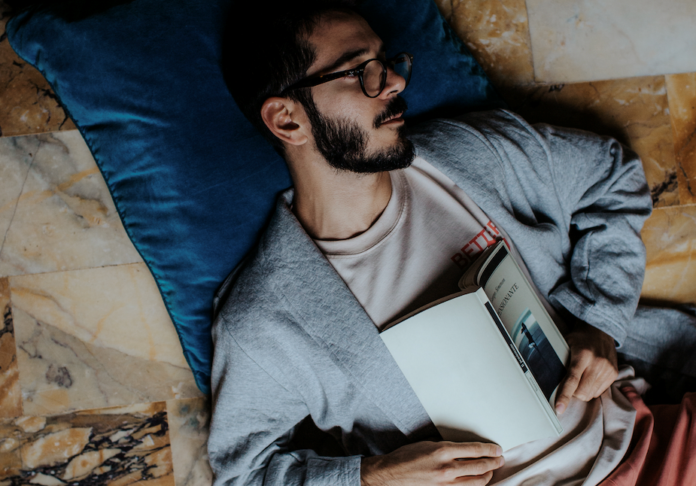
[7,0,503,394]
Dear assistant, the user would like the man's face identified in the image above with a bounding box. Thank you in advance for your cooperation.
[301,11,415,173]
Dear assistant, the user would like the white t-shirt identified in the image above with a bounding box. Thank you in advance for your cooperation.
[315,157,505,329]
[314,157,635,485]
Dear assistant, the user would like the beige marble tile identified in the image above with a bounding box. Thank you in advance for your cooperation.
[9,263,201,416]
[506,76,678,207]
[0,3,76,137]
[450,0,534,90]
[526,0,696,83]
[0,278,21,419]
[167,397,212,486]
[0,401,174,485]
[0,131,142,277]
[667,73,696,205]
[641,205,696,305]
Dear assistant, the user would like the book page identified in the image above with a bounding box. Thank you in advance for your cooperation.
[381,290,561,451]
[479,246,569,403]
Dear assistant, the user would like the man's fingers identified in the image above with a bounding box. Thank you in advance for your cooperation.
[444,442,502,460]
[455,470,495,485]
[574,359,618,401]
[438,457,502,483]
[452,456,504,475]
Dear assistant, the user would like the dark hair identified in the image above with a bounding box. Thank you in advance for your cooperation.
[221,0,359,154]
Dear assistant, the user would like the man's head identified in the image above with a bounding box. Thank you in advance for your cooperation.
[222,1,415,173]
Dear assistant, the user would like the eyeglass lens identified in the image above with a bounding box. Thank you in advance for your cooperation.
[363,54,412,97]
[363,59,385,97]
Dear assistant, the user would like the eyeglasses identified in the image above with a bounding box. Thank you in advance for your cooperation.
[282,52,413,98]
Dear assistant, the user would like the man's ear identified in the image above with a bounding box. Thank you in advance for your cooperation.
[261,97,309,146]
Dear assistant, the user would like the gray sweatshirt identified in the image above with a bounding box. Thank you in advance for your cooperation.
[209,110,653,485]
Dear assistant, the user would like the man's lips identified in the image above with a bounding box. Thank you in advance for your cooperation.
[381,112,404,125]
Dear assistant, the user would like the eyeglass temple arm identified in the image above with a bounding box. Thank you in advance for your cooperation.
[283,71,350,93]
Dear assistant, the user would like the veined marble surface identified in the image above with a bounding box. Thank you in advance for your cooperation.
[667,73,696,205]
[450,0,534,89]
[526,0,696,83]
[0,3,75,138]
[167,397,212,486]
[9,263,201,417]
[499,77,678,207]
[0,277,21,419]
[0,131,142,277]
[641,205,696,305]
[0,402,174,485]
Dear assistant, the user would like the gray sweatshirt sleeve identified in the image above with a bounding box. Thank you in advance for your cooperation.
[423,111,653,344]
[529,122,653,344]
[208,319,362,486]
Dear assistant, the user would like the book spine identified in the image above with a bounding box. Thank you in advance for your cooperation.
[483,301,563,435]
[484,302,527,373]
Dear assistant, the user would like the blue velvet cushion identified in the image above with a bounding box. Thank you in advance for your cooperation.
[7,0,503,394]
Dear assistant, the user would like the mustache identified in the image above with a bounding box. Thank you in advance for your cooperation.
[374,96,409,128]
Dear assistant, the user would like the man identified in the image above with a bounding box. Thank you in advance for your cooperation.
[210,1,696,485]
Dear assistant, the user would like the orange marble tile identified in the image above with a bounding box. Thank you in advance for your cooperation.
[450,0,534,90]
[0,420,22,479]
[20,427,92,470]
[434,0,453,22]
[0,278,21,419]
[641,205,696,306]
[0,3,76,137]
[666,73,696,205]
[0,401,174,484]
[506,76,679,207]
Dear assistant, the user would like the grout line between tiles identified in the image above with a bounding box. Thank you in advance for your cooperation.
[2,260,145,281]
[0,147,38,260]
[521,0,537,85]
[0,127,80,140]
[652,202,696,212]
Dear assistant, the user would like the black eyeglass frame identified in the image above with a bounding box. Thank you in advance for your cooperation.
[282,52,413,98]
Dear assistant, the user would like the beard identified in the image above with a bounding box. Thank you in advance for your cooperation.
[302,95,416,173]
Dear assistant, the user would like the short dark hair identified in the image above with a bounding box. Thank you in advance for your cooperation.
[221,0,359,154]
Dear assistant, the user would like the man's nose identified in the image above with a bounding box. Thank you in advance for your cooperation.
[378,65,406,99]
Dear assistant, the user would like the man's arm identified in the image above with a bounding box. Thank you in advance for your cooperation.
[529,121,651,410]
[431,111,651,407]
[210,317,505,485]
[208,321,362,486]
[534,121,652,344]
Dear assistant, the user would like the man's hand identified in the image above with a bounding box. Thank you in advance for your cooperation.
[555,320,618,415]
[360,441,503,486]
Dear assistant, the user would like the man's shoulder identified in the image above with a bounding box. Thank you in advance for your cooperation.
[409,109,546,153]
[213,245,280,325]
[212,191,324,341]
[213,197,293,320]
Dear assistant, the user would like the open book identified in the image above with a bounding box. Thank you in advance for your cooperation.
[380,241,569,451]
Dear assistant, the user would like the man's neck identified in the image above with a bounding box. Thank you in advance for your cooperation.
[287,151,393,241]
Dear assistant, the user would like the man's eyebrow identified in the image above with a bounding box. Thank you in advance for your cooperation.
[320,43,386,74]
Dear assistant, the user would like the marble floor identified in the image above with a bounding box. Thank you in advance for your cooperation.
[1,0,696,484]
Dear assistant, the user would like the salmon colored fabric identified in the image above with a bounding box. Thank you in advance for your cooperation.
[599,386,696,486]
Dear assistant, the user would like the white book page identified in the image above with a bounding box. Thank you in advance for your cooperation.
[381,290,559,452]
